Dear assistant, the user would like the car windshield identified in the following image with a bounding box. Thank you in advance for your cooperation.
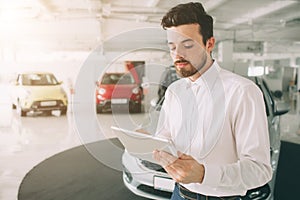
[101,73,135,85]
[21,74,59,86]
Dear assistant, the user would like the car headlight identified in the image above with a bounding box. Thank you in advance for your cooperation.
[98,88,106,95]
[132,87,140,94]
[123,165,133,183]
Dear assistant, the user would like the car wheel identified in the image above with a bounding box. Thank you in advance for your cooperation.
[60,109,67,115]
[96,106,103,113]
[131,103,142,113]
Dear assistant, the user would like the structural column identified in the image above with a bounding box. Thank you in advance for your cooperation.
[217,40,234,71]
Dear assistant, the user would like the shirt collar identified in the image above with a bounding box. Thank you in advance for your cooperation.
[184,61,221,89]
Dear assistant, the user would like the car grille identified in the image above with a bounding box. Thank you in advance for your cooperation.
[140,160,167,173]
[137,184,172,199]
[32,100,64,108]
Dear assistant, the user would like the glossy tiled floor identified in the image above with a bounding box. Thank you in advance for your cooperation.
[0,95,299,200]
[0,105,148,200]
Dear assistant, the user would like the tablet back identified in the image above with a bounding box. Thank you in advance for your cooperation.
[111,126,176,163]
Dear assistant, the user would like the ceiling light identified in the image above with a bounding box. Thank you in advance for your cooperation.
[248,66,265,76]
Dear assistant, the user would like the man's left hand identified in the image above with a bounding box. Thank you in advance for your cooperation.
[153,150,205,184]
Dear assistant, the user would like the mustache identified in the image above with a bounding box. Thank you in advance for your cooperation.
[174,59,190,65]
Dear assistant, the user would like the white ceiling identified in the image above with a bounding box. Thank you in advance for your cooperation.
[1,0,300,54]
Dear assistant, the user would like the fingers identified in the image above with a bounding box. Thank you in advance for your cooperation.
[177,151,193,159]
[135,128,150,135]
[153,150,193,168]
[153,150,177,167]
[164,165,184,183]
[154,151,204,184]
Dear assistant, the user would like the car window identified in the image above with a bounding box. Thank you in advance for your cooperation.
[262,80,275,110]
[101,73,135,85]
[259,84,270,117]
[244,76,271,117]
[254,77,275,117]
[21,74,58,86]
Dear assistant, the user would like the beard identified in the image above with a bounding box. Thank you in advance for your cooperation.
[174,54,207,78]
[175,65,198,77]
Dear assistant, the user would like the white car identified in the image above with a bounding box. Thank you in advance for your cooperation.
[121,76,289,200]
[11,72,68,116]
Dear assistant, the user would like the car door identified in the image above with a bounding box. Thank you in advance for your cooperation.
[254,77,280,197]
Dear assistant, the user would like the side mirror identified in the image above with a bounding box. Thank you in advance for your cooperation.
[150,97,158,107]
[150,97,163,112]
[274,102,290,116]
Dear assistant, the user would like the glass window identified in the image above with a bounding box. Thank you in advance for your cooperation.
[22,74,58,85]
[101,73,135,85]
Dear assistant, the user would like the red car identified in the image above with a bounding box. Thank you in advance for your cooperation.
[95,72,143,113]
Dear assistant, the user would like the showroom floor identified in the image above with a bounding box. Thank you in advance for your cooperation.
[0,97,300,200]
[0,105,150,200]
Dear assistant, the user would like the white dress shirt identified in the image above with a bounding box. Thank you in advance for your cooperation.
[156,61,272,196]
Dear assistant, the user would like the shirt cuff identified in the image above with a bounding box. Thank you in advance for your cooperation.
[202,164,223,187]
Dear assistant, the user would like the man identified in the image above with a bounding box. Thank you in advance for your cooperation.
[153,2,272,199]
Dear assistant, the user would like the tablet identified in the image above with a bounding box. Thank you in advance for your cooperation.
[111,126,177,163]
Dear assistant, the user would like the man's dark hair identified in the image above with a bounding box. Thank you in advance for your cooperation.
[161,2,213,45]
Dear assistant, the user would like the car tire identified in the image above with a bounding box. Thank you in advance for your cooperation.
[131,103,142,113]
[60,109,67,115]
[96,106,103,114]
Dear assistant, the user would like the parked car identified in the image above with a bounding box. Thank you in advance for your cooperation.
[156,65,179,106]
[95,72,143,113]
[121,76,289,200]
[11,72,68,116]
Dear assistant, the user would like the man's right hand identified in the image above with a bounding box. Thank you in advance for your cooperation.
[153,150,205,184]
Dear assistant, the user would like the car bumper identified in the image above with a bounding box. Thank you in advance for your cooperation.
[21,99,68,112]
[97,99,141,112]
[122,151,172,200]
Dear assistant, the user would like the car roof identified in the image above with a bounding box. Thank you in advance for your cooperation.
[103,72,129,75]
[18,71,54,75]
